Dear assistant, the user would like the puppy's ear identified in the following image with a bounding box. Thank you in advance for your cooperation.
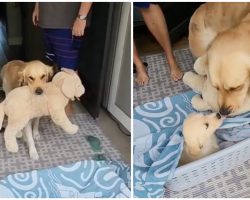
[46,65,54,81]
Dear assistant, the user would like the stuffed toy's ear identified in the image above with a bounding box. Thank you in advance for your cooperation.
[61,68,75,75]
[61,76,75,100]
[193,54,208,75]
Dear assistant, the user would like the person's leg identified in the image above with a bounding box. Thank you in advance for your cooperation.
[133,41,149,85]
[46,29,81,71]
[48,29,83,115]
[140,4,183,81]
[42,29,56,65]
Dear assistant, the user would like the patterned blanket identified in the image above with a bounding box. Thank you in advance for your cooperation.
[134,91,250,198]
[0,160,130,198]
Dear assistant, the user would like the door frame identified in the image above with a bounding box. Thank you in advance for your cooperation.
[107,3,131,132]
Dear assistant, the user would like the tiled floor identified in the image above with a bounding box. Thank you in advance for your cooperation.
[73,101,131,164]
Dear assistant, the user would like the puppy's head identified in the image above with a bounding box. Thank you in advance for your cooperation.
[183,112,223,156]
[52,68,85,100]
[208,49,250,116]
[20,61,53,95]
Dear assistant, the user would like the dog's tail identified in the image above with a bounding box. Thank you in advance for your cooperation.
[0,102,4,130]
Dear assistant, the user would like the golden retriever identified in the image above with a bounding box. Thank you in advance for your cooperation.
[1,60,53,95]
[180,112,223,165]
[0,60,53,159]
[189,3,250,115]
[189,3,250,57]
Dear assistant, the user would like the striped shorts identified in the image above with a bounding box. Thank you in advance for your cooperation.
[134,2,157,8]
[42,28,84,70]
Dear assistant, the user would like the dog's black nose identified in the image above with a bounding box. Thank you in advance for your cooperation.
[35,87,43,95]
[219,107,230,116]
[216,113,221,119]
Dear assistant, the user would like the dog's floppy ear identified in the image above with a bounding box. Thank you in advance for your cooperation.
[46,65,54,81]
[18,68,26,86]
[61,76,75,100]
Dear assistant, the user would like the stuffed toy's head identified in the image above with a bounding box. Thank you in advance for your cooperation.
[183,112,224,156]
[52,68,85,100]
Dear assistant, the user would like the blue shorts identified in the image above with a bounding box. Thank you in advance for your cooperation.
[134,2,156,8]
[42,29,84,70]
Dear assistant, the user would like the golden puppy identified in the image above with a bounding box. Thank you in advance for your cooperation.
[1,60,53,95]
[180,112,223,165]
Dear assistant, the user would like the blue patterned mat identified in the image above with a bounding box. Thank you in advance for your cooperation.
[133,90,250,198]
[0,160,130,198]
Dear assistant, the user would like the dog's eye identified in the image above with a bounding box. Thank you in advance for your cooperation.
[204,123,209,129]
[40,75,45,79]
[28,76,34,81]
[228,85,243,92]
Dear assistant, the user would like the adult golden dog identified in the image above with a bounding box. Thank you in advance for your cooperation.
[1,60,53,95]
[189,3,250,115]
[0,60,53,159]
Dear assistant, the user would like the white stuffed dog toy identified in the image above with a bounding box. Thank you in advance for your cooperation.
[180,112,223,165]
[183,56,250,116]
[0,68,85,153]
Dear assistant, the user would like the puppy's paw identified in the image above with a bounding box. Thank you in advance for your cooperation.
[29,148,39,160]
[6,141,18,153]
[65,124,79,134]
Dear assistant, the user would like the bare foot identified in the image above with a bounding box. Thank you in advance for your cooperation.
[135,64,149,85]
[170,63,183,81]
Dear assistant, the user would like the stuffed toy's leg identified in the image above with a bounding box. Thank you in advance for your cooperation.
[194,55,207,75]
[183,71,205,93]
[191,95,211,111]
[4,120,27,153]
[32,118,40,140]
[23,121,39,160]
[50,109,78,134]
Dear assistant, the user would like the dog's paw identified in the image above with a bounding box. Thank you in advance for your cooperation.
[65,124,79,134]
[29,149,39,160]
[6,141,18,153]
